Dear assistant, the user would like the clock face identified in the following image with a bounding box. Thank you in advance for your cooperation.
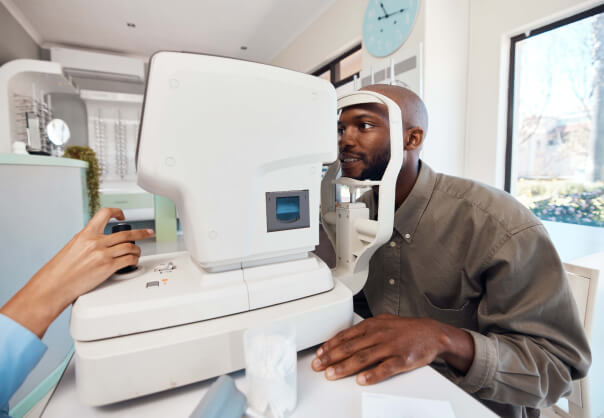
[363,0,419,57]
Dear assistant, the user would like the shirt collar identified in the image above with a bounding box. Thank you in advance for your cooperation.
[393,160,437,243]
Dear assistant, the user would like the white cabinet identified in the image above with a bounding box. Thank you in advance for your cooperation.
[0,153,87,416]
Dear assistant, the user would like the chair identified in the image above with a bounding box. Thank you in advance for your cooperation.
[543,252,603,418]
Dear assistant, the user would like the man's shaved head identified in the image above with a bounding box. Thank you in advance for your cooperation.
[360,84,428,140]
[338,84,429,184]
[338,84,429,207]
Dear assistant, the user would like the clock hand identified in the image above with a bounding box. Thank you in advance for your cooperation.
[372,1,388,20]
[380,2,389,17]
[387,8,406,18]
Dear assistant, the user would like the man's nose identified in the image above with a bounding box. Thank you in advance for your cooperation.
[338,127,357,148]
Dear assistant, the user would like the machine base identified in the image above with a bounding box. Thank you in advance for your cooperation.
[73,280,353,406]
[71,251,333,341]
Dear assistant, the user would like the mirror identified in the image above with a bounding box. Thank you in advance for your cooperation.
[46,119,71,147]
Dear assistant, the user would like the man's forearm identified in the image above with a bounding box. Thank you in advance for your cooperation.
[434,320,475,374]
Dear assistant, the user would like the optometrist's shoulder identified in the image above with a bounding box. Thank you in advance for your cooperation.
[0,207,154,412]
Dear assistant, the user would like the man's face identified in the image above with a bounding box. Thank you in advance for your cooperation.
[338,103,390,180]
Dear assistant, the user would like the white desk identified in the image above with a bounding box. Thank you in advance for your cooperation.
[43,349,496,418]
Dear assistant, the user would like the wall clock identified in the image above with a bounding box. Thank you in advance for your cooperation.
[363,0,419,57]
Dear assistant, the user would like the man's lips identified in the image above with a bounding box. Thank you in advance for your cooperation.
[339,153,364,164]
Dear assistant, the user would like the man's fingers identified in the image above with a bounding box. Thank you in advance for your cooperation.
[87,208,125,233]
[109,242,141,258]
[322,345,392,380]
[312,333,381,371]
[357,354,420,385]
[316,320,369,357]
[104,229,154,247]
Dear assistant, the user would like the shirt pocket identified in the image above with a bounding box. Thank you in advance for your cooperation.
[422,294,479,330]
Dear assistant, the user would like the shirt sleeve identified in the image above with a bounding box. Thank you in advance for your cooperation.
[451,224,591,408]
[0,313,47,410]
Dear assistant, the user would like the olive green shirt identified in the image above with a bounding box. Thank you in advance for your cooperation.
[358,161,591,418]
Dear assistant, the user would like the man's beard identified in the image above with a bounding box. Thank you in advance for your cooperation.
[358,147,391,181]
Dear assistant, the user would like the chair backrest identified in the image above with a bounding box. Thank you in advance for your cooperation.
[554,252,603,418]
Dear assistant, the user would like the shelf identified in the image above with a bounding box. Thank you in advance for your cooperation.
[80,89,143,103]
[1,59,79,96]
[0,59,80,154]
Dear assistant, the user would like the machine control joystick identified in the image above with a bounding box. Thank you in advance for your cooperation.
[112,223,138,274]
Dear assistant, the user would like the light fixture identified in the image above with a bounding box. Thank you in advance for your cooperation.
[127,22,136,28]
[240,46,248,50]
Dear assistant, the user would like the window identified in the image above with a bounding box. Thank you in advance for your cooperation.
[506,4,604,228]
[317,70,331,82]
[312,44,362,87]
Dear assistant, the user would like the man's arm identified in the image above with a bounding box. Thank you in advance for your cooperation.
[311,314,474,385]
[448,224,590,408]
[313,224,591,409]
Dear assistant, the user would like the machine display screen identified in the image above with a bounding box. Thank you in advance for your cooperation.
[276,196,300,222]
[266,190,309,232]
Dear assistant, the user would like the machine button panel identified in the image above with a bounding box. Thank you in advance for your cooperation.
[154,262,176,274]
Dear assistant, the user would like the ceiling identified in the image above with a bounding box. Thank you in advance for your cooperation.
[3,0,335,63]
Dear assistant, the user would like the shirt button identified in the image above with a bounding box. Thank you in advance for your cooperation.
[404,233,411,240]
[388,278,396,285]
[389,241,397,247]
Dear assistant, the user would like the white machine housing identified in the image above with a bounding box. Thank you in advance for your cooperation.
[137,52,336,272]
[71,52,338,345]
[70,52,404,406]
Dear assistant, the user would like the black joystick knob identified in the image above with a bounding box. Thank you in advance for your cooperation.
[112,223,138,274]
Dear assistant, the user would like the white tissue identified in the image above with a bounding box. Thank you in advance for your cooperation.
[245,332,297,418]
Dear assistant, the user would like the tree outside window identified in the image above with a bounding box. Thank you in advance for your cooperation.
[507,5,604,227]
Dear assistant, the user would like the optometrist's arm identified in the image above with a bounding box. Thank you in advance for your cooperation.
[0,314,47,413]
[0,208,154,409]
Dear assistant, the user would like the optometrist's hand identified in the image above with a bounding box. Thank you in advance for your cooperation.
[311,314,475,385]
[0,208,154,338]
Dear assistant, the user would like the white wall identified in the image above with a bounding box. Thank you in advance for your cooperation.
[421,0,469,176]
[0,2,39,65]
[271,0,366,73]
[273,0,470,177]
[273,0,602,186]
[464,0,602,188]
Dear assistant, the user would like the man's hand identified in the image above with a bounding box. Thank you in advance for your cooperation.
[311,314,475,385]
[0,208,154,338]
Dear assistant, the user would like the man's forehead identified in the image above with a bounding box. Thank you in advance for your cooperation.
[339,103,388,120]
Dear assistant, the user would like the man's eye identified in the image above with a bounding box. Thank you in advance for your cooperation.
[360,122,373,130]
[337,127,345,136]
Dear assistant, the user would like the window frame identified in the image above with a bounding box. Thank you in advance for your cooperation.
[504,3,604,192]
[312,44,362,88]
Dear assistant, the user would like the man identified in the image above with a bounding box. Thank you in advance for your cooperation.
[312,84,591,417]
[0,208,153,416]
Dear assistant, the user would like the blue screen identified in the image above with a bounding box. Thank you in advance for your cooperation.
[276,196,300,222]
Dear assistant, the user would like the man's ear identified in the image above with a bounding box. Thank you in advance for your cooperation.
[404,127,424,151]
